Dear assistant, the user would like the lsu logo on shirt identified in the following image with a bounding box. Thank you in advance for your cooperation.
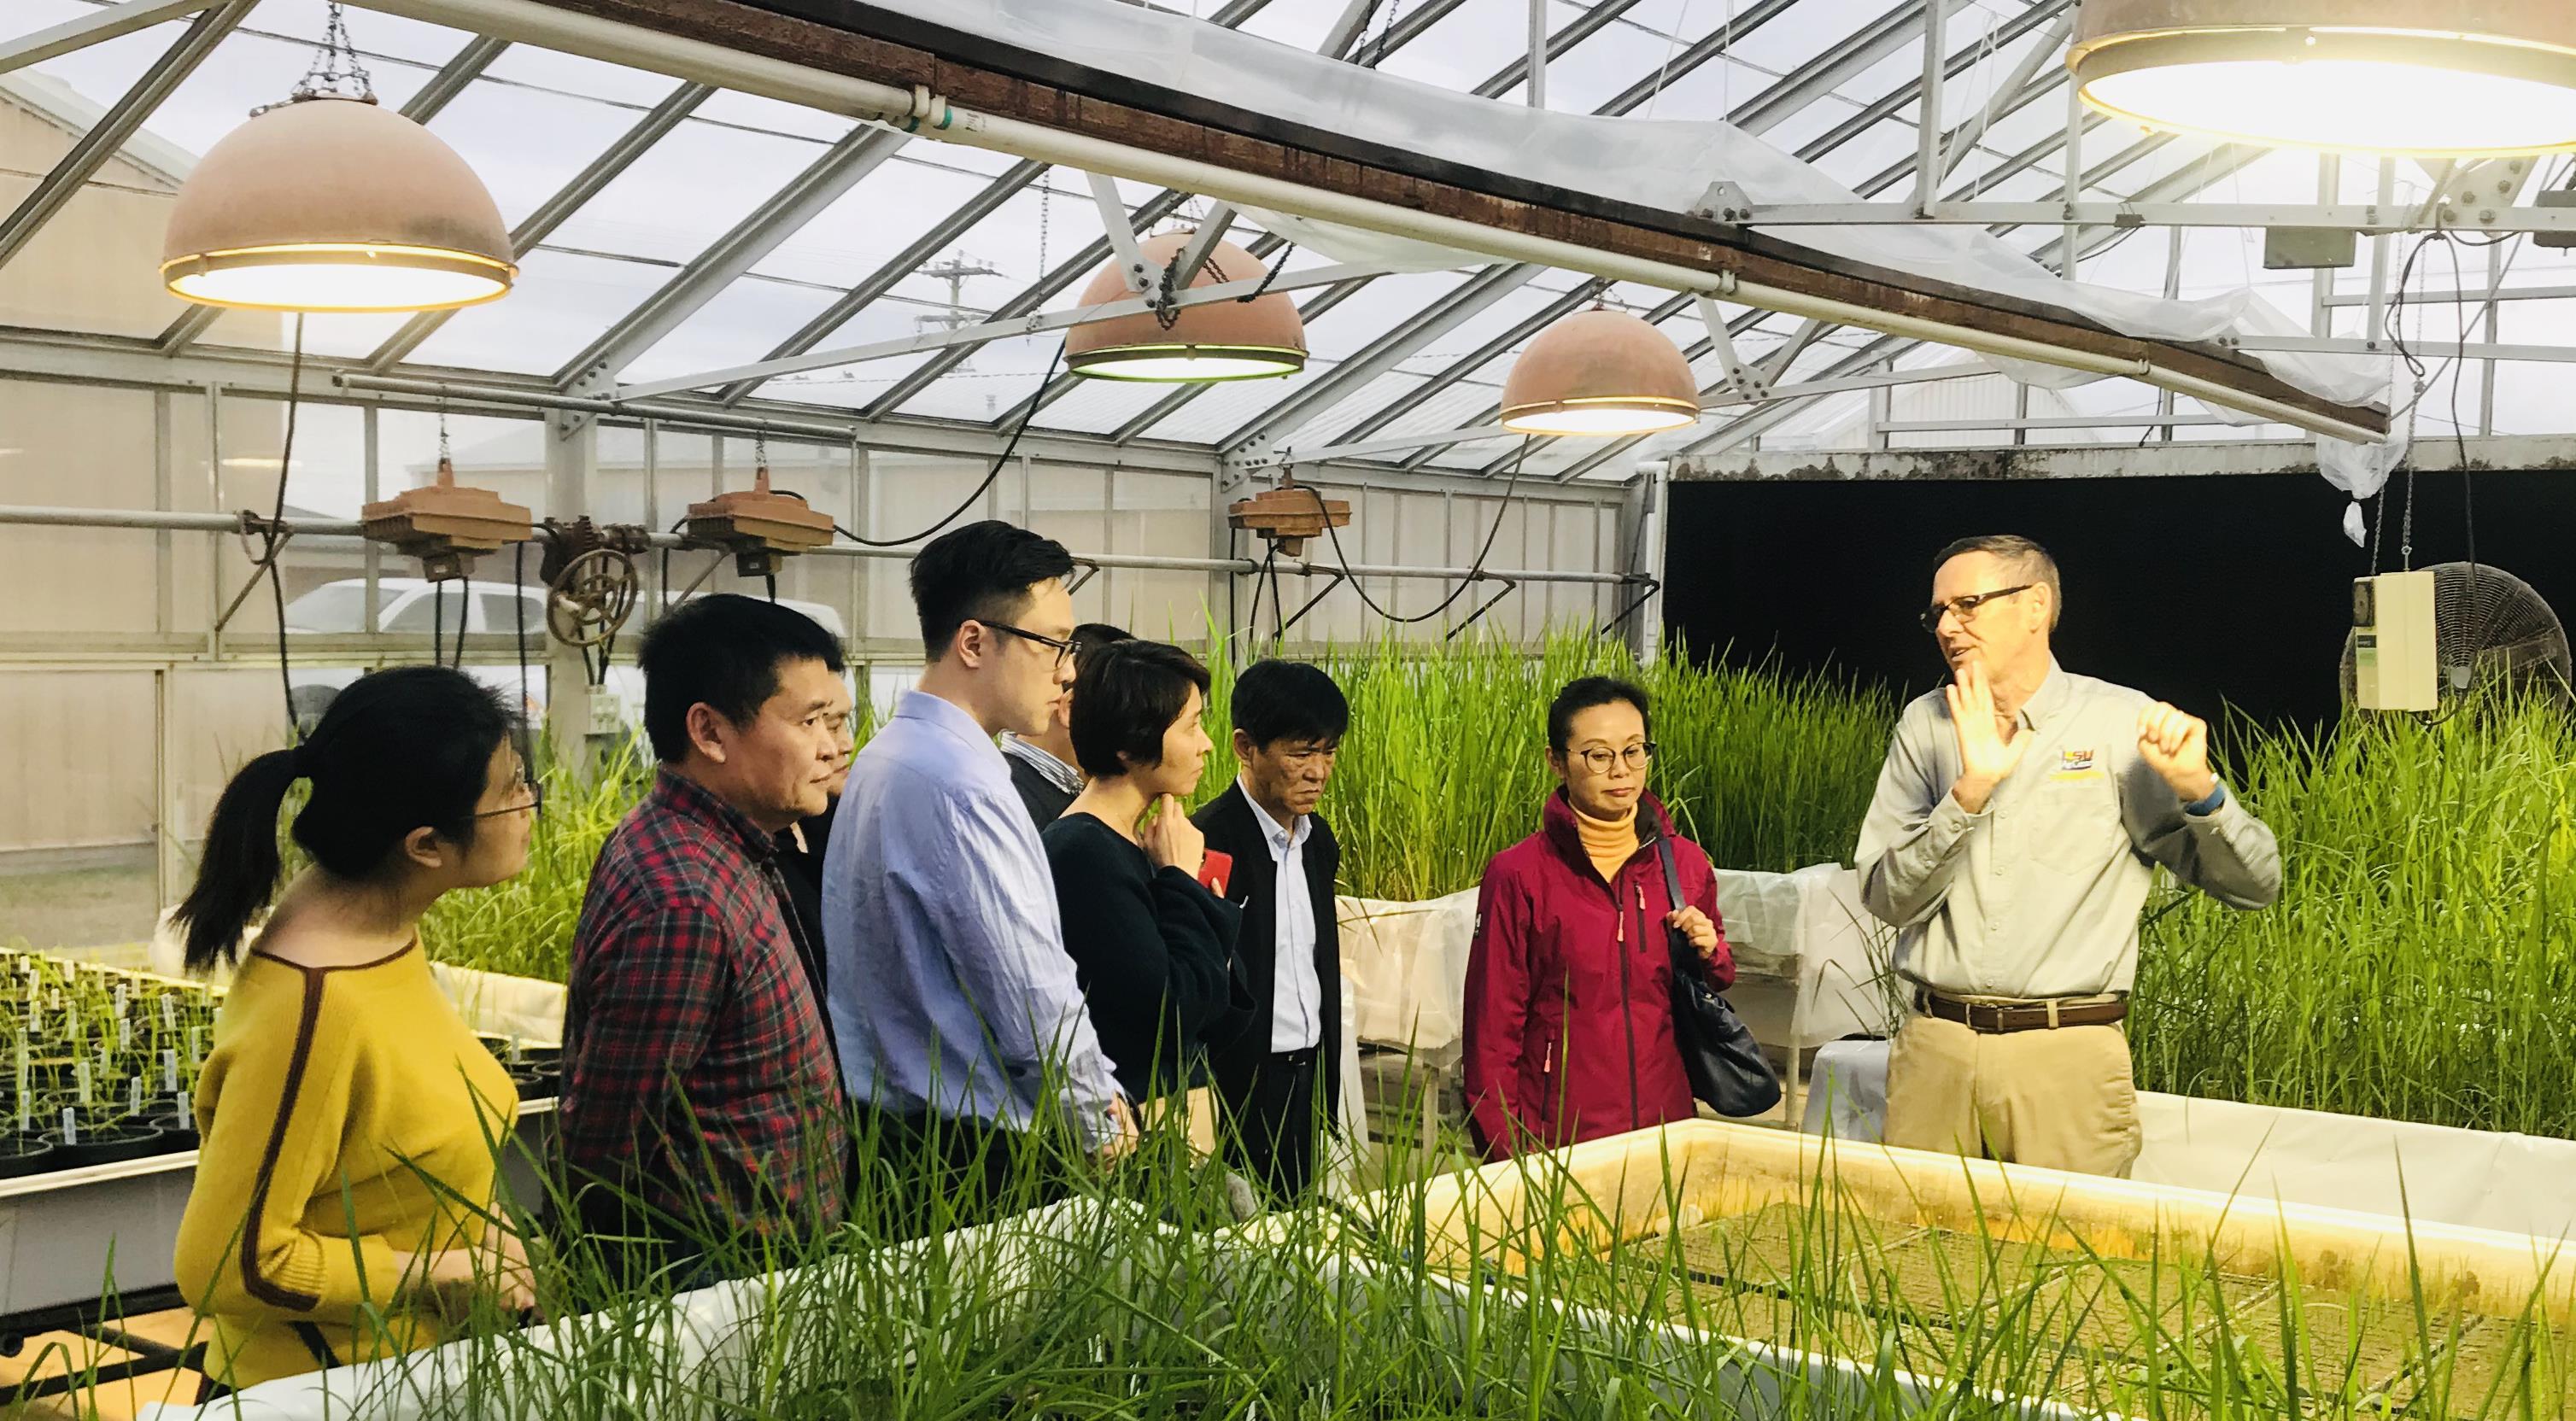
[2051,746,2104,782]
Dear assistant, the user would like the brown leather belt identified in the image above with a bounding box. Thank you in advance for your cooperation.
[1915,988,2127,1034]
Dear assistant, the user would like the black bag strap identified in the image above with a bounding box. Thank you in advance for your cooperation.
[1652,833,1695,975]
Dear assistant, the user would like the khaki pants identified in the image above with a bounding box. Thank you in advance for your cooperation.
[1882,1013,2140,1178]
[1139,1085,1220,1156]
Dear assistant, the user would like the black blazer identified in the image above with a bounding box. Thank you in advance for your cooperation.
[1194,784,1343,1123]
[1007,750,1080,829]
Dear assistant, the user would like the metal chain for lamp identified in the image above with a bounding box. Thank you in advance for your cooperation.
[1150,240,1294,330]
[292,2,376,104]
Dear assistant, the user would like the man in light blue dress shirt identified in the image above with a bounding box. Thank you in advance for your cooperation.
[826,521,1136,1222]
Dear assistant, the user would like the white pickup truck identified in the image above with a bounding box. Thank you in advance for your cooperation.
[278,577,850,731]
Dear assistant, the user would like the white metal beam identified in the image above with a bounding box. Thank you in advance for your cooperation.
[1095,0,1809,448]
[1397,3,2081,475]
[0,0,213,74]
[1876,413,2239,432]
[1267,364,1998,466]
[1569,139,2275,481]
[553,126,910,388]
[1697,295,1772,402]
[1736,201,2576,234]
[365,79,713,371]
[1086,172,1155,293]
[1909,0,1951,218]
[1317,0,1381,61]
[2225,336,2576,365]
[1168,203,1237,287]
[0,328,1222,474]
[1670,432,2576,481]
[1222,265,1541,453]
[0,0,249,272]
[613,259,1391,401]
[1923,12,2071,201]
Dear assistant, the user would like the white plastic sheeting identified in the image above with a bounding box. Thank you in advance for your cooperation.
[1801,1038,2576,1241]
[1338,890,1478,1060]
[926,0,2385,413]
[1337,866,1894,1063]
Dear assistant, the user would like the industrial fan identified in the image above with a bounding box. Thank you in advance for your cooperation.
[2340,563,2572,712]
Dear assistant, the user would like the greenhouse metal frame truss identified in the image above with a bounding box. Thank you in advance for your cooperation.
[26,0,2576,485]
[13,0,2576,921]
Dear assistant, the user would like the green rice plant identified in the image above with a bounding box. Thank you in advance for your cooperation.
[2131,694,2576,1137]
[120,1080,2573,1421]
[1194,631,1898,901]
[415,735,657,983]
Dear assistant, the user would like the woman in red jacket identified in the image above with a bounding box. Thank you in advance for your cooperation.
[1462,675,1735,1159]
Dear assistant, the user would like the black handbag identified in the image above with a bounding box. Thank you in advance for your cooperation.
[1655,833,1781,1119]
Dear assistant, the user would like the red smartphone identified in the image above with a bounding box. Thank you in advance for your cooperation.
[1197,850,1233,898]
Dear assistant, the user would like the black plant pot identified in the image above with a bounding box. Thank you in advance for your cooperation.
[149,1096,201,1152]
[509,1066,562,1102]
[46,1120,165,1171]
[0,1134,56,1179]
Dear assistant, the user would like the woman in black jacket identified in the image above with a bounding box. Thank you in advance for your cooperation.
[1043,640,1247,1107]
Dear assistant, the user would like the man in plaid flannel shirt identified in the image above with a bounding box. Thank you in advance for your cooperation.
[560,594,853,1283]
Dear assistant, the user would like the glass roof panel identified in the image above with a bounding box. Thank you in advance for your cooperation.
[1105,269,1472,445]
[879,332,1061,424]
[0,12,203,338]
[477,38,682,106]
[612,279,846,392]
[691,89,857,144]
[747,161,1018,289]
[1232,0,1337,54]
[427,77,653,231]
[1375,1,1524,93]
[404,249,670,374]
[1371,377,1508,442]
[1284,371,1428,450]
[1525,9,1685,114]
[1027,377,1185,436]
[544,116,834,264]
[765,349,940,410]
[247,0,478,67]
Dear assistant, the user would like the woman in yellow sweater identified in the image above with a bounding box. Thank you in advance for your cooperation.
[171,666,539,1395]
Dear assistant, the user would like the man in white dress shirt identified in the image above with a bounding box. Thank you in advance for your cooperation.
[1194,660,1348,1201]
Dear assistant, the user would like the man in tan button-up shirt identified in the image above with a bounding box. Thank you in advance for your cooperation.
[1857,535,2280,1177]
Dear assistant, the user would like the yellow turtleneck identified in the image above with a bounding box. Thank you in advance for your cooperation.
[1572,800,1638,883]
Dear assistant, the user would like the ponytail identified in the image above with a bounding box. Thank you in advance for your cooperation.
[171,747,302,974]
[166,665,516,976]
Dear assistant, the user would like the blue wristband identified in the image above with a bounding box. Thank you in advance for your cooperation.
[2184,781,2228,816]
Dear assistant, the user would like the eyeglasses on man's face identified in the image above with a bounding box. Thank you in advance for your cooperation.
[1919,583,2034,634]
[1569,742,1654,774]
[977,618,1076,667]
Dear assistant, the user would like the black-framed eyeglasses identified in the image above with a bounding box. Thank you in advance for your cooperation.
[1570,742,1655,774]
[1919,584,2034,634]
[978,618,1077,666]
[473,779,544,821]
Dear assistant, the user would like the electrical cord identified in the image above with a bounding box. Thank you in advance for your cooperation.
[833,339,1068,548]
[266,313,307,737]
[513,539,531,742]
[1294,436,1531,626]
[1244,544,1277,646]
